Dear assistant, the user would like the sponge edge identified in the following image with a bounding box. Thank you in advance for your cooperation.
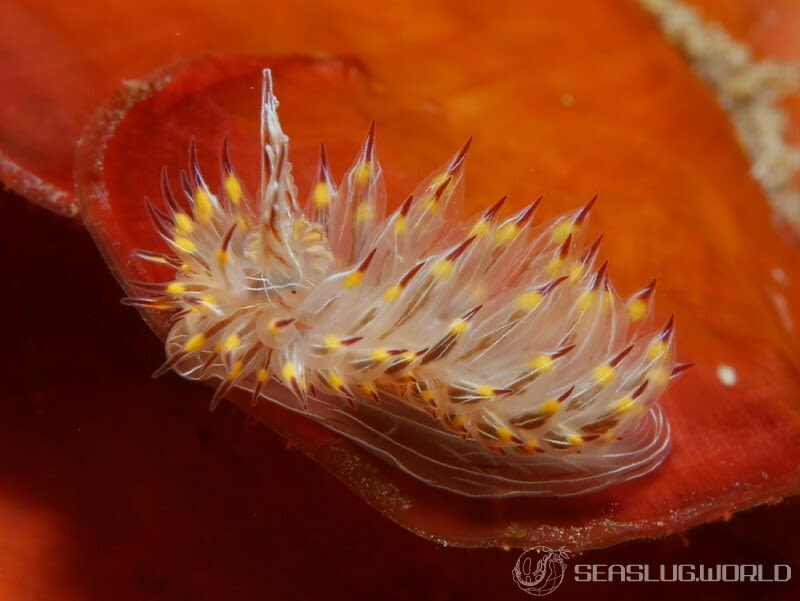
[639,0,800,234]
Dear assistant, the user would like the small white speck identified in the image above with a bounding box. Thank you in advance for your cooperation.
[770,290,794,333]
[717,364,737,387]
[560,93,575,107]
[771,266,789,286]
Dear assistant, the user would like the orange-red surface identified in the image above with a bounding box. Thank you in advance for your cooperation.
[2,1,798,215]
[74,46,800,548]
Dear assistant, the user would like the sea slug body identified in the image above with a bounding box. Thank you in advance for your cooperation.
[125,70,687,497]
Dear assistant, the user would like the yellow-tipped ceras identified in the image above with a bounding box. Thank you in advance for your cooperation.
[125,69,688,497]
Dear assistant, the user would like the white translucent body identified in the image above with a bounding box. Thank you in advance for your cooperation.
[131,70,679,497]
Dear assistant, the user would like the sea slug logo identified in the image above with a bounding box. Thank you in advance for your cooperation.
[512,546,571,596]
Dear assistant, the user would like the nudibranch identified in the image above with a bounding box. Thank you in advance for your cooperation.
[125,70,687,497]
